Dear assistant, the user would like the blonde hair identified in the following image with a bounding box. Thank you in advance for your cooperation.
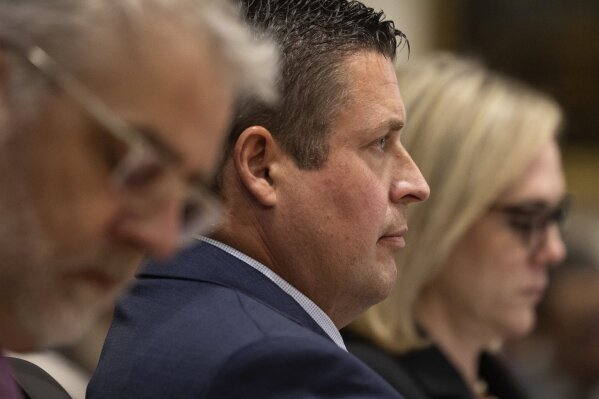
[350,53,563,353]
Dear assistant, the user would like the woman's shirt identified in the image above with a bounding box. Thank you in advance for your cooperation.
[343,332,528,399]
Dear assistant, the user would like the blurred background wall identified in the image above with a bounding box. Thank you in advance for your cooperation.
[364,0,438,57]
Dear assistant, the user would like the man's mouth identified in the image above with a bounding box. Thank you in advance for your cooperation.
[378,228,408,249]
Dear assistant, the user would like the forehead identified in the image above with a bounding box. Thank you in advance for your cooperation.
[82,24,233,179]
[328,52,405,143]
[498,140,566,204]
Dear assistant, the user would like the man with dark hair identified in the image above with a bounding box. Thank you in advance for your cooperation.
[88,1,429,397]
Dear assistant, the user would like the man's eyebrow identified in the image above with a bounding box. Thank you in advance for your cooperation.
[363,118,405,136]
[388,118,405,132]
[134,125,182,165]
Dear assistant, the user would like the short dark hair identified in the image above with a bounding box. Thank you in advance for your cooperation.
[226,0,407,170]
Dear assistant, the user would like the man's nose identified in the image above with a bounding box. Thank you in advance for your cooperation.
[390,149,430,204]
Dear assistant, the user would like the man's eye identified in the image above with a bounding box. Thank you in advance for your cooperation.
[122,160,167,190]
[373,136,388,151]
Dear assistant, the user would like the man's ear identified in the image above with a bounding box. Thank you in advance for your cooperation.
[233,126,282,207]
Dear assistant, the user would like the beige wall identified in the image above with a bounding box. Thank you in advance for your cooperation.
[362,0,437,60]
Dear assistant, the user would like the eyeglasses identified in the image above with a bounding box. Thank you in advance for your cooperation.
[1,41,223,247]
[491,195,571,256]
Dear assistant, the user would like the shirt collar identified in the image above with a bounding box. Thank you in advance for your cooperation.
[200,237,346,350]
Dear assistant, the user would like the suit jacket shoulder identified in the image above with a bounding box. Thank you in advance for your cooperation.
[88,242,401,398]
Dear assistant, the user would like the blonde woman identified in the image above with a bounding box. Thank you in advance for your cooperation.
[344,53,569,399]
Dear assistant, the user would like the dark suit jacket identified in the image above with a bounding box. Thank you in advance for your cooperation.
[87,241,402,398]
[343,332,528,399]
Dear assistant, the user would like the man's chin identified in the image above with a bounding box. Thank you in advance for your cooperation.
[357,264,397,313]
[374,259,398,299]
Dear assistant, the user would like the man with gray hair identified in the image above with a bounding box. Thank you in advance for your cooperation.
[0,0,276,396]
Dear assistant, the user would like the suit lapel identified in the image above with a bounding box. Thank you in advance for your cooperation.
[139,241,331,342]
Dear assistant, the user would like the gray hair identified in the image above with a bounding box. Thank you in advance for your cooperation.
[0,0,277,123]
